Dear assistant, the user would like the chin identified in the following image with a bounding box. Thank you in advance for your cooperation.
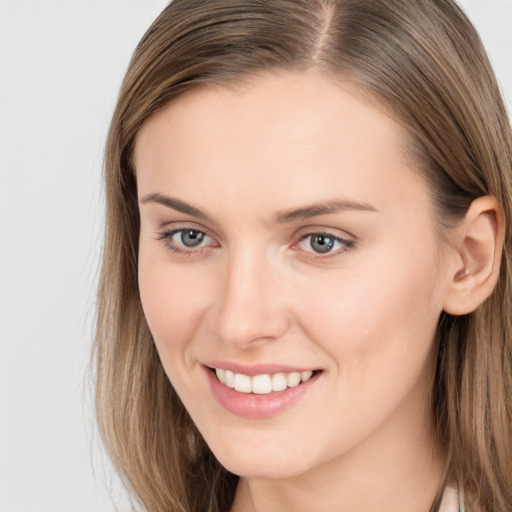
[217,455,308,480]
[206,434,316,479]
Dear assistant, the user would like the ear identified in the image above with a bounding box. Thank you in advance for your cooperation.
[443,196,505,316]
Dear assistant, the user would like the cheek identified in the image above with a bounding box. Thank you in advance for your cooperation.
[138,249,213,362]
[283,241,445,453]
[294,239,444,370]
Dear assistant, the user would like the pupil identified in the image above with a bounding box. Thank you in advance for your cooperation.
[311,235,334,253]
[181,230,204,247]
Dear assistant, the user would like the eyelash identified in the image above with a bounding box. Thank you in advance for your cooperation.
[296,232,355,259]
[156,228,216,256]
[156,228,355,259]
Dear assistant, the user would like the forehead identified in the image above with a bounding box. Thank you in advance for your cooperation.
[134,69,429,217]
[135,69,405,161]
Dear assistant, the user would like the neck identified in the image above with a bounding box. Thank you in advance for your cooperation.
[230,392,446,512]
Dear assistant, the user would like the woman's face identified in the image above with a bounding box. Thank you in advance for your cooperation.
[135,70,452,479]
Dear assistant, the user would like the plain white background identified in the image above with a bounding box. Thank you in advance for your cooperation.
[0,1,511,511]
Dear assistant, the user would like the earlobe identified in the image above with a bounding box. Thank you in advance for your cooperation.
[443,196,505,316]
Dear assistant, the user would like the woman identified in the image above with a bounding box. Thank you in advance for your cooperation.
[94,0,512,511]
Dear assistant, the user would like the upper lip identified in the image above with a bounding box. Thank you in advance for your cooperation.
[203,361,321,376]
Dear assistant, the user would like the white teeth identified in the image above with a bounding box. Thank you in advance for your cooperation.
[233,373,252,393]
[224,370,235,388]
[286,372,301,387]
[214,368,317,394]
[252,374,272,394]
[301,371,313,382]
[271,373,288,392]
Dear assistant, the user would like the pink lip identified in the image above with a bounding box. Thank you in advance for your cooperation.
[203,365,321,419]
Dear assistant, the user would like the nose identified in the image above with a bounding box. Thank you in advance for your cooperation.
[212,246,290,348]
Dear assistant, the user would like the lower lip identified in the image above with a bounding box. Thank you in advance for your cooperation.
[204,367,320,419]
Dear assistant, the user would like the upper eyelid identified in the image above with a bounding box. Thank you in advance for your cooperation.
[296,232,354,249]
[298,231,349,240]
[164,227,213,243]
[159,223,217,240]
[294,226,356,242]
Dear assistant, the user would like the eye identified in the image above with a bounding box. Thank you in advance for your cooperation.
[157,228,215,254]
[297,232,353,255]
[176,229,206,248]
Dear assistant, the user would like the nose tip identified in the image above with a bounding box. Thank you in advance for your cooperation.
[212,259,290,348]
[215,305,289,348]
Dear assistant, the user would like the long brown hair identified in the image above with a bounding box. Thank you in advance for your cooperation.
[94,1,512,510]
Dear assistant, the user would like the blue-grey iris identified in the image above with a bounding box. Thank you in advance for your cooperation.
[181,230,205,247]
[310,235,335,253]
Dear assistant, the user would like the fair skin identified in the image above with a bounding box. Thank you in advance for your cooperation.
[134,70,501,512]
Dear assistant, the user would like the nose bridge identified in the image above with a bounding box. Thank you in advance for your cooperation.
[213,242,288,347]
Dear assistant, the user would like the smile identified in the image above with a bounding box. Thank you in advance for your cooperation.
[214,367,315,394]
[205,365,322,418]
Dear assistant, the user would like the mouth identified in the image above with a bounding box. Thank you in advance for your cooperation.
[208,366,322,394]
[204,364,323,418]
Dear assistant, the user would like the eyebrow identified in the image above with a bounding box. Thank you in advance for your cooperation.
[140,193,209,220]
[140,193,378,223]
[274,199,378,223]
